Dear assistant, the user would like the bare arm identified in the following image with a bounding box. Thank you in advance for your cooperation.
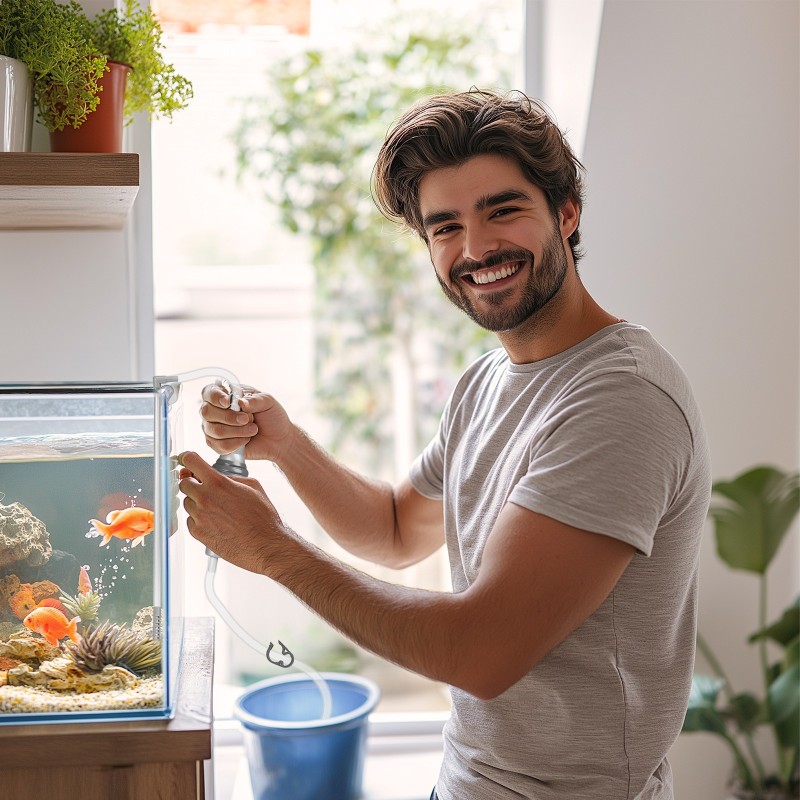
[268,426,443,568]
[179,452,635,700]
[199,383,443,568]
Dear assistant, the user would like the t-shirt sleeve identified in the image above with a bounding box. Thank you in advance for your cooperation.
[409,415,447,500]
[509,372,693,556]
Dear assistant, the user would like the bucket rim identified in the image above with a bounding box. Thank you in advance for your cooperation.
[233,671,381,731]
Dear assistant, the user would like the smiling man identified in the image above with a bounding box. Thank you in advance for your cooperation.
[179,90,711,799]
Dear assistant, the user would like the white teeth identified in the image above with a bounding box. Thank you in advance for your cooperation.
[470,263,519,285]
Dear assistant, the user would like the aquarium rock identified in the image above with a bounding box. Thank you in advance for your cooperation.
[8,658,139,693]
[13,549,78,592]
[0,501,52,569]
[0,632,61,664]
[132,606,156,637]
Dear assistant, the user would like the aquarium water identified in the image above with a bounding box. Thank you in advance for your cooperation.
[0,384,181,723]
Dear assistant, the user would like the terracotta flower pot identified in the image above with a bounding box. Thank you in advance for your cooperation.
[49,61,131,154]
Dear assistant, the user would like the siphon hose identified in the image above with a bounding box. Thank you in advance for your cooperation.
[169,367,333,719]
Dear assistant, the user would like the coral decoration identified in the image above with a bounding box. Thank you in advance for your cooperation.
[9,587,37,620]
[5,579,63,620]
[2,577,64,620]
[30,580,61,604]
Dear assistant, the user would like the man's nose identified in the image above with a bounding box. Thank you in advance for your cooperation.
[462,224,500,263]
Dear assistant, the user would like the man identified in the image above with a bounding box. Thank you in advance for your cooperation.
[179,89,711,799]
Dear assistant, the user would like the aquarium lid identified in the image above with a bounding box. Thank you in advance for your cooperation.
[0,383,154,395]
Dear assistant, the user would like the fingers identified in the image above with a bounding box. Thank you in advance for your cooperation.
[201,381,233,407]
[199,396,257,455]
[199,399,253,428]
[201,382,259,407]
[177,451,213,482]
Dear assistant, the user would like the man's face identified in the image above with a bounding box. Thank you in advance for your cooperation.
[419,154,571,333]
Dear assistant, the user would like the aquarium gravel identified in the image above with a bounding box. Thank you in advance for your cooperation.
[0,675,163,713]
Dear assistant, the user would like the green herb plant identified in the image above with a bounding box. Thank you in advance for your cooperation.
[0,0,105,132]
[682,465,800,799]
[79,0,192,125]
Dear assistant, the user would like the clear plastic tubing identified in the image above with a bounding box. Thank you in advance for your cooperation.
[173,366,333,720]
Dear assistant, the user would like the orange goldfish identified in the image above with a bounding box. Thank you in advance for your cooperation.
[89,507,155,548]
[78,564,92,595]
[36,597,69,616]
[23,607,81,646]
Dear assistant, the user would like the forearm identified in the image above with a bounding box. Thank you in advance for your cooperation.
[273,426,403,567]
[271,528,489,696]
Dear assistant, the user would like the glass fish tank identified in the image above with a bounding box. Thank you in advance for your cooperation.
[0,382,184,723]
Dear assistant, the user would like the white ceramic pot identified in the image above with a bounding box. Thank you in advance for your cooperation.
[0,55,34,152]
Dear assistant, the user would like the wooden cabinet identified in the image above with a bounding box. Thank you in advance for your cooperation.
[0,617,213,800]
[0,152,139,230]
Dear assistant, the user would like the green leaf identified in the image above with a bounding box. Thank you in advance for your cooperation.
[724,692,763,733]
[710,466,800,574]
[683,675,728,734]
[768,663,800,748]
[785,636,800,667]
[749,597,800,647]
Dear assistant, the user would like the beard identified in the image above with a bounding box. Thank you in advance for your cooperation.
[435,228,569,333]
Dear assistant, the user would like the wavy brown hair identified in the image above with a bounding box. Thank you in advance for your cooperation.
[372,89,586,263]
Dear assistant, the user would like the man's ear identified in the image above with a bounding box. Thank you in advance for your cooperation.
[559,198,580,241]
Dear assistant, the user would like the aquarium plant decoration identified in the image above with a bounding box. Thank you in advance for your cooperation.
[66,620,161,676]
[60,590,101,627]
[681,465,799,799]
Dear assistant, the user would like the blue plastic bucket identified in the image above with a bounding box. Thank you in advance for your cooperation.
[234,672,381,800]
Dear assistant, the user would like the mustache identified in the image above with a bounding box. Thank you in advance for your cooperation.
[450,248,533,282]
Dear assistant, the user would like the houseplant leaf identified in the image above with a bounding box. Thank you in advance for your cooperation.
[683,674,727,734]
[725,692,763,733]
[749,597,800,646]
[768,663,800,749]
[78,0,192,125]
[0,0,106,131]
[710,466,800,574]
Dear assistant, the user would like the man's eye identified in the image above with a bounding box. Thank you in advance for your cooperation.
[492,207,518,218]
[433,224,458,236]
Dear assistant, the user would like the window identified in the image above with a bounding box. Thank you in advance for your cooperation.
[151,0,524,715]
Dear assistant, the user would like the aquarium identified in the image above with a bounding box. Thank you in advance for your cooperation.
[0,382,183,723]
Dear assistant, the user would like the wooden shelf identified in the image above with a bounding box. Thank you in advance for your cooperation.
[0,617,214,799]
[0,152,140,230]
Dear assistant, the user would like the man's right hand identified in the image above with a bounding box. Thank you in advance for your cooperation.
[199,382,295,463]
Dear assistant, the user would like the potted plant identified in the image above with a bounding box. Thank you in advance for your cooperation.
[0,0,105,148]
[51,0,193,152]
[682,465,799,799]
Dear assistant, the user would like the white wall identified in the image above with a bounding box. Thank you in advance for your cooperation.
[0,0,153,384]
[579,1,799,797]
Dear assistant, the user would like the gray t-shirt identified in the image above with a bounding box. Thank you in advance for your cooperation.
[410,323,711,800]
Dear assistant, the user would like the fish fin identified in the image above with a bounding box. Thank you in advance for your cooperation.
[44,632,59,647]
[107,510,123,523]
[100,532,113,547]
[90,518,109,535]
[67,616,81,643]
[131,535,145,547]
[129,521,153,532]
